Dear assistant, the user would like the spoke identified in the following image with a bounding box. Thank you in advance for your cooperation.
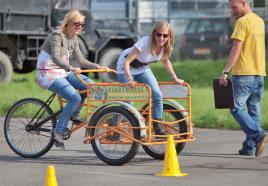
[95,112,134,159]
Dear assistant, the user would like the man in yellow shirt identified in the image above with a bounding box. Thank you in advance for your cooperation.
[219,0,268,158]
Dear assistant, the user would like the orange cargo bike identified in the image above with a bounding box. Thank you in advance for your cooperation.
[4,69,195,165]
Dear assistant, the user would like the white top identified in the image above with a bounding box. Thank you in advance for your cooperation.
[117,36,163,75]
[36,50,70,89]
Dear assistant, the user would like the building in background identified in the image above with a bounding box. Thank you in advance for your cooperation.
[91,0,221,36]
[91,0,267,35]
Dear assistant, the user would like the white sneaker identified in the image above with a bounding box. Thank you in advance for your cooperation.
[53,132,65,149]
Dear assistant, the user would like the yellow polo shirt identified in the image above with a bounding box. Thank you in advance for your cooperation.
[231,12,266,76]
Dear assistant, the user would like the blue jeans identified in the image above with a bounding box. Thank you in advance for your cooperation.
[231,75,264,151]
[49,72,92,135]
[118,69,163,119]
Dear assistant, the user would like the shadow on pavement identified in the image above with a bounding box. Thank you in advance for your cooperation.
[181,152,253,159]
[0,150,156,166]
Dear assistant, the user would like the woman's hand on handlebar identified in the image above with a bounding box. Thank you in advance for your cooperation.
[173,77,185,85]
[70,66,81,73]
[127,79,136,88]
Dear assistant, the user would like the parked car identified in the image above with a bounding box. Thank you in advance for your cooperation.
[179,17,233,61]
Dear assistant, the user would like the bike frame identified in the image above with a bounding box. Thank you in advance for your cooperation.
[71,69,195,146]
[26,93,61,133]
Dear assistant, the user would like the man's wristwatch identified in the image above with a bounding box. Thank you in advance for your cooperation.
[222,70,229,75]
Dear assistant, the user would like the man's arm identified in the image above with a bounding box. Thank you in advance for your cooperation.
[219,39,243,86]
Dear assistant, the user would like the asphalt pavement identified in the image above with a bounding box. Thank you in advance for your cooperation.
[0,117,268,186]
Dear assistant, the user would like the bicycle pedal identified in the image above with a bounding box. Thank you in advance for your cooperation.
[62,128,71,140]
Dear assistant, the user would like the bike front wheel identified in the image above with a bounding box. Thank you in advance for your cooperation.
[90,106,140,165]
[142,104,188,160]
[4,98,56,158]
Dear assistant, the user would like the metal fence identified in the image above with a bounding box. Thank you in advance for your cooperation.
[91,0,267,61]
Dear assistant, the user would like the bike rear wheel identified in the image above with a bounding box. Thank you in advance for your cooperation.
[4,98,56,158]
[90,106,140,165]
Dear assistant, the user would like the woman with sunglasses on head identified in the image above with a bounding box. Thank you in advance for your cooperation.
[36,10,109,149]
[117,21,184,135]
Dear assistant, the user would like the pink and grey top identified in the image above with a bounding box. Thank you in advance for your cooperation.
[36,31,97,88]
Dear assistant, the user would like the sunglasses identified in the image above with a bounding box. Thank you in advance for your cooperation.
[155,32,169,38]
[73,22,84,28]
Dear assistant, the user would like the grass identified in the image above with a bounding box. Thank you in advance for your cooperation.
[0,58,267,130]
[151,59,268,130]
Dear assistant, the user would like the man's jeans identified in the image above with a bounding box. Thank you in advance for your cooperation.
[49,72,92,135]
[118,69,163,119]
[231,75,264,151]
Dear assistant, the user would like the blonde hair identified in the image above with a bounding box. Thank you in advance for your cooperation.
[57,9,85,34]
[150,21,174,59]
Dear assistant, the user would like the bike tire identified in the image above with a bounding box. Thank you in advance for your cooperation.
[142,104,188,160]
[90,106,140,165]
[4,98,56,158]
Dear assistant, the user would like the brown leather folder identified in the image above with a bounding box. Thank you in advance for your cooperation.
[213,79,234,109]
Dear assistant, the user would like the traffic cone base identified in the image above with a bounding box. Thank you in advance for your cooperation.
[155,135,188,177]
[45,165,58,186]
[155,172,188,177]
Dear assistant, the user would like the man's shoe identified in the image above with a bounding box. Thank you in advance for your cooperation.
[53,132,65,149]
[255,134,268,158]
[238,149,254,156]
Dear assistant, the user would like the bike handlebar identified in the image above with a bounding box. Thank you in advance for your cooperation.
[74,69,117,84]
[75,69,190,88]
[78,69,117,74]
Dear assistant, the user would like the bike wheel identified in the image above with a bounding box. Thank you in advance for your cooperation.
[90,106,140,165]
[4,98,56,158]
[142,104,188,160]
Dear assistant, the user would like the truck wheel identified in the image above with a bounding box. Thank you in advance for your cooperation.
[0,51,13,83]
[78,37,88,59]
[13,61,36,73]
[99,47,123,82]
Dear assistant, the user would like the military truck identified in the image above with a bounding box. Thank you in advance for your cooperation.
[0,0,136,82]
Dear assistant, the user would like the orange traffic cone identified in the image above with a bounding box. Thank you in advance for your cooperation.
[44,165,58,186]
[155,135,188,177]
